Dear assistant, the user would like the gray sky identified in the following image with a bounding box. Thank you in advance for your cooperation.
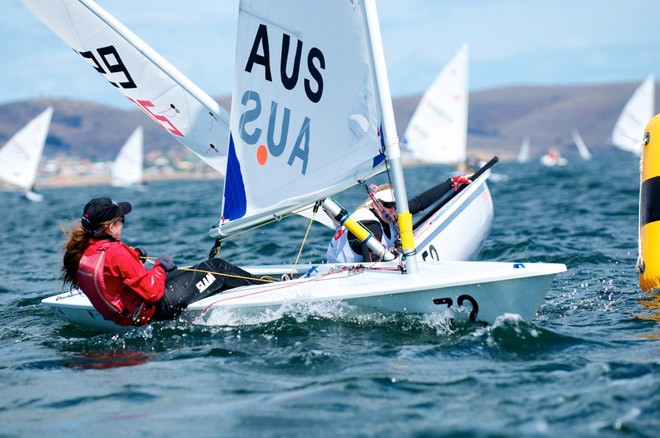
[2,0,658,109]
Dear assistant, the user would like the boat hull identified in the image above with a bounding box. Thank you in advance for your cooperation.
[42,261,566,331]
[414,172,492,262]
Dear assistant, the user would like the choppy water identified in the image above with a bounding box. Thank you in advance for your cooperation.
[1,151,658,437]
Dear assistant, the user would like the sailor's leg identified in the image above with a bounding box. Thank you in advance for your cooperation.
[152,258,259,321]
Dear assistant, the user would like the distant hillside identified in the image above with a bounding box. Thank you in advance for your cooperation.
[0,82,657,163]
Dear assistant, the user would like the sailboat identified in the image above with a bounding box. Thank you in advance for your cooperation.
[21,0,229,174]
[540,149,567,167]
[610,74,655,155]
[40,0,565,331]
[402,44,469,165]
[0,107,53,202]
[571,129,592,160]
[111,126,144,188]
[517,137,530,163]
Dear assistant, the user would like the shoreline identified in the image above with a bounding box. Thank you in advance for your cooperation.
[30,171,223,189]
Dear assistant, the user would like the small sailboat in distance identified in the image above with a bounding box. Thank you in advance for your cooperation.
[111,126,144,188]
[402,44,469,165]
[540,148,567,167]
[571,129,592,160]
[611,74,655,155]
[517,136,530,163]
[0,107,53,202]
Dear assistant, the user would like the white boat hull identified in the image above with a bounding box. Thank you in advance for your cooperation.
[23,190,44,203]
[414,172,492,262]
[42,173,498,332]
[42,261,566,332]
[540,155,567,167]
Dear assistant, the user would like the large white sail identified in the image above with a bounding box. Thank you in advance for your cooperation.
[21,0,230,174]
[111,126,143,187]
[0,107,53,191]
[610,74,655,155]
[571,129,592,160]
[219,0,387,234]
[402,44,469,165]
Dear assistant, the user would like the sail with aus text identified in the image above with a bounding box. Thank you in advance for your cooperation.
[219,0,387,235]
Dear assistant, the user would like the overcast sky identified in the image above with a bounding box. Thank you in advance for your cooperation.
[1,0,658,109]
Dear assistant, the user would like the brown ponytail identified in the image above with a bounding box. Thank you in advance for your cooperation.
[61,217,116,288]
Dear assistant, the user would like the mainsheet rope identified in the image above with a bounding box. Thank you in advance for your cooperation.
[141,201,321,282]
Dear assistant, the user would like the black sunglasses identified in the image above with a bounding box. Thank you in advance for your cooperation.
[380,200,396,209]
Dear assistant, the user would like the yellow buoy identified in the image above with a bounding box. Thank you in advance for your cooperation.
[638,114,660,291]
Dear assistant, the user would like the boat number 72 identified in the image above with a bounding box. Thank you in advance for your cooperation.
[433,294,479,322]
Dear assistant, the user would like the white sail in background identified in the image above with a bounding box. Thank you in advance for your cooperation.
[21,0,230,174]
[610,74,655,155]
[219,0,387,234]
[111,126,143,187]
[402,44,469,165]
[571,129,592,160]
[0,107,53,196]
[517,136,530,163]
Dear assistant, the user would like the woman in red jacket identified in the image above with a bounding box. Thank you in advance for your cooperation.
[62,197,260,326]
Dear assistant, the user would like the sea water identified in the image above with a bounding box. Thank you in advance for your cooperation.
[0,151,658,437]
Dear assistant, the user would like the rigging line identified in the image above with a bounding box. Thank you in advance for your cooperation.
[290,202,320,276]
[177,266,277,283]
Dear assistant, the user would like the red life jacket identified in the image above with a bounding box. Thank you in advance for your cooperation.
[77,242,155,326]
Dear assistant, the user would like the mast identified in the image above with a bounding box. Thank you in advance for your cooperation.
[362,0,418,274]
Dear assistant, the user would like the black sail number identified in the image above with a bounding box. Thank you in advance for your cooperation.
[433,294,479,322]
[79,45,137,89]
[421,244,440,262]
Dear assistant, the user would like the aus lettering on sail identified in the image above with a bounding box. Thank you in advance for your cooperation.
[238,23,325,175]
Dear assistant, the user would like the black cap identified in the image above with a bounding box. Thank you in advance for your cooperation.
[81,197,132,230]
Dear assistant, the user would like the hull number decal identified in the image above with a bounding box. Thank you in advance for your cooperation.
[433,294,479,322]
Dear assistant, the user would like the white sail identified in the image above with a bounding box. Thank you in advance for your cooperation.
[0,107,53,192]
[610,74,655,155]
[517,136,530,163]
[402,44,469,165]
[571,129,592,160]
[219,0,387,235]
[21,0,230,174]
[111,126,143,187]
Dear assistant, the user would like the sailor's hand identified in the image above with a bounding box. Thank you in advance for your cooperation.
[155,256,177,272]
[134,246,148,260]
[450,175,471,191]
